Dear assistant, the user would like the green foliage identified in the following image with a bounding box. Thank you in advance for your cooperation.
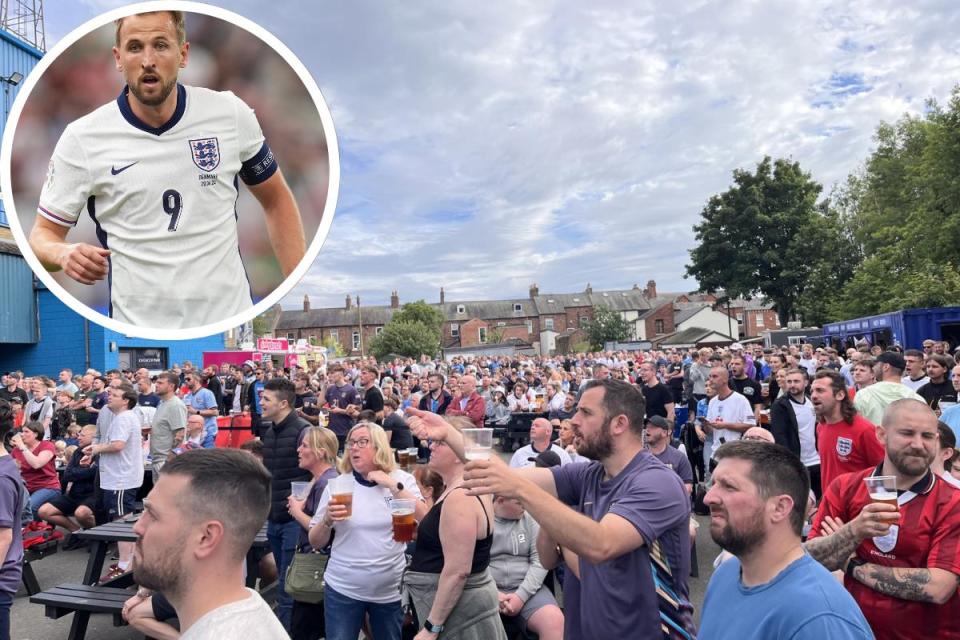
[685,157,823,324]
[369,320,439,360]
[320,335,346,357]
[390,300,444,334]
[831,86,960,317]
[581,305,630,349]
[572,341,593,353]
[251,314,271,338]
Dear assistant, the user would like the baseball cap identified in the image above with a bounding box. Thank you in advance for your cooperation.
[875,351,906,371]
[645,415,671,430]
[243,360,257,370]
[730,342,744,351]
[529,450,562,468]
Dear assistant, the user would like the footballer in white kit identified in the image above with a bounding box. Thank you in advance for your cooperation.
[29,10,306,329]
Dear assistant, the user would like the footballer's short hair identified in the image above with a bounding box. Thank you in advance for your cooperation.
[116,11,186,47]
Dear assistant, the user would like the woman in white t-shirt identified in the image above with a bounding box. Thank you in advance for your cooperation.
[308,422,425,640]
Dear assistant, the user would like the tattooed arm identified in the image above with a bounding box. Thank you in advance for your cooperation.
[850,565,959,605]
[804,502,901,571]
[803,522,861,571]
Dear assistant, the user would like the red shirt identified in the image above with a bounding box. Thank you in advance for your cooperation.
[11,440,61,493]
[816,414,885,490]
[809,467,960,640]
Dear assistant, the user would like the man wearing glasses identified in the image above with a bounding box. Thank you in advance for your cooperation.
[183,372,218,448]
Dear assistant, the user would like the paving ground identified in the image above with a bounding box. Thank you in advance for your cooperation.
[12,447,721,639]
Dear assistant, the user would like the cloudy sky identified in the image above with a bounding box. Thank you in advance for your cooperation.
[48,1,960,310]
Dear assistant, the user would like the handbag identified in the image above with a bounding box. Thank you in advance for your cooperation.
[284,545,329,604]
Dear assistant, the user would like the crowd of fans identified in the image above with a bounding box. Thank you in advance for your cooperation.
[0,337,959,639]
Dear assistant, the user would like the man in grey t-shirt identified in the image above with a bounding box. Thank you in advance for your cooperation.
[150,371,187,481]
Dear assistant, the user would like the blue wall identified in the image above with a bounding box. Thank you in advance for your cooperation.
[0,29,42,227]
[0,289,225,377]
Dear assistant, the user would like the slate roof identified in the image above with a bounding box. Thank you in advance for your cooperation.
[656,326,736,346]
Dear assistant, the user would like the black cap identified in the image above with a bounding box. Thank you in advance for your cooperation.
[529,450,562,468]
[645,415,671,430]
[876,351,906,371]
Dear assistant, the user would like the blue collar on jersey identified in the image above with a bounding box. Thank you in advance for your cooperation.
[117,83,186,136]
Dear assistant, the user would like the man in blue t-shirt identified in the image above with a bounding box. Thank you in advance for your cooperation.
[424,378,694,639]
[183,372,218,448]
[699,440,873,639]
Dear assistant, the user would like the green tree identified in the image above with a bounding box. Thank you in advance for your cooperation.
[321,335,346,357]
[832,87,960,317]
[685,157,823,324]
[389,300,444,335]
[581,305,630,349]
[368,299,443,359]
[369,320,439,360]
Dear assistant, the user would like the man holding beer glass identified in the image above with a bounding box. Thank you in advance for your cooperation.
[307,422,425,640]
[805,399,960,640]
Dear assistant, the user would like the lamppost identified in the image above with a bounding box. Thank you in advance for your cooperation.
[1,70,23,120]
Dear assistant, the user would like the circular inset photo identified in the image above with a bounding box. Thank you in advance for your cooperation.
[1,1,338,339]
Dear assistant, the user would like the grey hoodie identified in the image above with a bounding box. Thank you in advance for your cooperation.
[489,512,546,603]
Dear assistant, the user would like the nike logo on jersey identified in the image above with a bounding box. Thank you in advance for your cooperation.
[111,161,139,175]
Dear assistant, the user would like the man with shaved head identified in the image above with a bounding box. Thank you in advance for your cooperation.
[510,417,572,469]
[806,399,960,639]
[446,373,486,428]
[703,366,756,472]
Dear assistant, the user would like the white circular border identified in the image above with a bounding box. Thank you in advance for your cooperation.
[0,0,340,340]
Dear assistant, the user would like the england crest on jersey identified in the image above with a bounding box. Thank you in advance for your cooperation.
[189,137,221,171]
[836,437,853,457]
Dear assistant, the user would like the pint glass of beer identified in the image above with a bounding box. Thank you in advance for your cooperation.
[329,474,355,519]
[863,475,898,520]
[390,498,416,543]
[463,428,494,460]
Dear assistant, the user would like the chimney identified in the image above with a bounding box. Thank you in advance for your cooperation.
[440,287,445,304]
[303,295,310,312]
[644,279,657,299]
[585,283,592,294]
[529,283,539,299]
[390,290,399,309]
[345,294,352,310]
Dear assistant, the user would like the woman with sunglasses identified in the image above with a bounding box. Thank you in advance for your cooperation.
[308,422,426,640]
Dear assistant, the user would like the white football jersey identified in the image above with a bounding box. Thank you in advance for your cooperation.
[38,84,279,328]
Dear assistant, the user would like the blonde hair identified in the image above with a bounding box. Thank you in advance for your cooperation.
[299,426,340,471]
[115,10,186,47]
[339,422,396,474]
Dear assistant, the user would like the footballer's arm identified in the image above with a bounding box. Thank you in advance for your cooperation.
[29,216,110,285]
[247,168,305,277]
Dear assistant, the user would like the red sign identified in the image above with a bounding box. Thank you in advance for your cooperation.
[285,354,300,368]
[257,338,289,352]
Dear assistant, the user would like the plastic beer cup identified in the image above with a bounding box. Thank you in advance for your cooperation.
[290,481,311,501]
[863,475,899,521]
[330,474,355,518]
[463,428,494,461]
[390,498,416,542]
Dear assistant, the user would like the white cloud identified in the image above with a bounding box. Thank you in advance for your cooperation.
[45,0,960,310]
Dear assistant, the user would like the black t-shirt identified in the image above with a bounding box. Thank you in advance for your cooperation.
[916,380,958,411]
[384,412,414,449]
[361,385,384,415]
[730,376,761,407]
[666,362,684,390]
[0,387,28,406]
[641,382,674,419]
